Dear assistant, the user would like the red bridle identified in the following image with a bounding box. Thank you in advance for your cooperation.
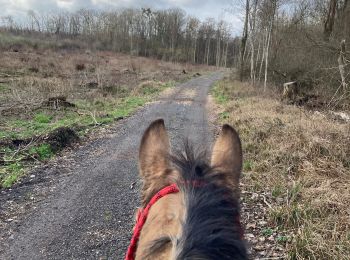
[125,183,243,260]
[125,184,179,260]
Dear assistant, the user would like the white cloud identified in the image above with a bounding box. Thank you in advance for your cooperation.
[57,0,74,8]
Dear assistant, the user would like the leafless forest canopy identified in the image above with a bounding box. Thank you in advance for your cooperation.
[1,8,236,67]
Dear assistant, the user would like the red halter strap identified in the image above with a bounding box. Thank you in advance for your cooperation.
[125,183,179,260]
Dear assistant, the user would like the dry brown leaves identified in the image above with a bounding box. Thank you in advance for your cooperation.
[215,79,350,259]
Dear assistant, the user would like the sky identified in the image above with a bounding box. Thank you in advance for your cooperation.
[0,0,243,35]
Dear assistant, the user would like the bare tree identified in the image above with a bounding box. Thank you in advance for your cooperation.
[338,40,348,92]
[240,0,250,81]
[324,0,338,41]
[28,10,41,32]
[263,0,278,91]
[343,0,350,42]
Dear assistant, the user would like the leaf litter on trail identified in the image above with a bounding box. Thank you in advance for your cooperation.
[241,186,289,259]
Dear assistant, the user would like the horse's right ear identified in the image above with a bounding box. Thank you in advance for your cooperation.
[211,125,242,183]
[139,119,170,179]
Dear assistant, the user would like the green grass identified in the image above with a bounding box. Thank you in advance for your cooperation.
[270,204,316,228]
[276,235,289,244]
[243,160,253,171]
[262,228,274,237]
[163,80,176,88]
[1,163,24,188]
[211,81,230,105]
[272,185,285,198]
[219,111,230,120]
[0,143,53,187]
[34,113,52,124]
[141,85,160,95]
[0,84,8,92]
[29,144,54,160]
[139,80,175,95]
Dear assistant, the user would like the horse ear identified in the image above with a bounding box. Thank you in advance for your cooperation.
[211,125,242,183]
[139,119,170,179]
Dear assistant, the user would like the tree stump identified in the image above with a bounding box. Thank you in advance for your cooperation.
[282,81,299,101]
[44,96,75,110]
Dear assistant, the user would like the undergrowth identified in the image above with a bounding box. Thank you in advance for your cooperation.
[212,78,350,259]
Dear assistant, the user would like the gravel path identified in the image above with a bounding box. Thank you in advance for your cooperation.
[0,72,224,260]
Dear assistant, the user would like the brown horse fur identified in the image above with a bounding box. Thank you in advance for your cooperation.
[211,124,242,196]
[135,119,247,259]
[138,119,179,206]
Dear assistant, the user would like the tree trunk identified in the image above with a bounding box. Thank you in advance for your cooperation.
[250,0,259,84]
[264,27,272,91]
[193,38,197,64]
[338,40,348,92]
[324,0,337,41]
[130,20,133,55]
[206,39,210,65]
[240,0,250,81]
[263,0,277,91]
[250,39,255,82]
[223,41,229,67]
[216,34,221,67]
[255,39,261,82]
[343,0,350,42]
[258,30,267,82]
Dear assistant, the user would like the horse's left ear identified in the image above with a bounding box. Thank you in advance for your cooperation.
[139,119,170,179]
[211,124,242,183]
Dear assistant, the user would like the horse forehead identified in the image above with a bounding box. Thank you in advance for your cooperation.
[150,193,184,222]
[140,193,185,239]
[136,193,184,259]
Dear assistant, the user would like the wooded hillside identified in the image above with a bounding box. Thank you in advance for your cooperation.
[1,8,238,67]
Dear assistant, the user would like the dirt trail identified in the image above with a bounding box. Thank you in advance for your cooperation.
[0,72,223,259]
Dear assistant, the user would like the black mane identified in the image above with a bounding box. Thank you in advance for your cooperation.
[172,143,247,260]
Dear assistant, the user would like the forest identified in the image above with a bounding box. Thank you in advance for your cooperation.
[237,0,349,104]
[1,8,237,67]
